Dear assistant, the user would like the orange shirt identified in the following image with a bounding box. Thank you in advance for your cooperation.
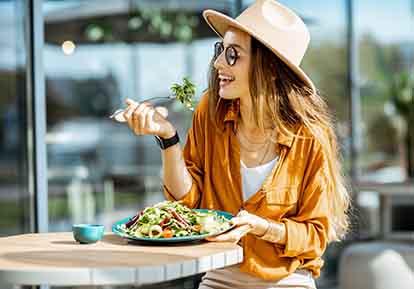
[164,92,330,281]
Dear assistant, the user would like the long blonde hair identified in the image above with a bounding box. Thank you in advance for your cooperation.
[208,37,351,241]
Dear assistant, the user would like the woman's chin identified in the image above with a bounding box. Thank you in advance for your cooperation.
[219,90,238,100]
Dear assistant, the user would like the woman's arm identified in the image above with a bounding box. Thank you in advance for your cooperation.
[278,141,330,259]
[161,140,193,200]
[207,210,287,244]
[123,95,208,208]
[162,94,208,208]
[122,99,193,201]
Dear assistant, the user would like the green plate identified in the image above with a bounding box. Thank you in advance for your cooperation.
[112,209,235,243]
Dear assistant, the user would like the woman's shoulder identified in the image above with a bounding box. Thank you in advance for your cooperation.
[192,90,212,124]
[195,90,210,113]
[292,123,332,151]
[294,122,331,140]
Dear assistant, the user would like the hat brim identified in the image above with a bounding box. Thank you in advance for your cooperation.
[203,10,316,94]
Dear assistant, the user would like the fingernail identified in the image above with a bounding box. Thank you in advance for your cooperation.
[125,98,137,105]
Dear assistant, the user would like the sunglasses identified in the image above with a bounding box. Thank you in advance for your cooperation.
[214,41,240,66]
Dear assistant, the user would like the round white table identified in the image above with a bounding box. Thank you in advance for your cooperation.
[0,232,243,286]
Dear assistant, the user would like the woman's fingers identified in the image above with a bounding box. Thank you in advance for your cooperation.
[231,211,251,226]
[237,210,249,217]
[208,225,250,242]
[206,224,252,243]
[137,104,152,132]
[155,106,168,119]
[124,98,138,121]
[125,98,136,106]
[125,102,139,132]
[205,232,236,242]
[230,216,250,226]
[123,99,171,136]
[145,108,157,131]
[131,102,151,135]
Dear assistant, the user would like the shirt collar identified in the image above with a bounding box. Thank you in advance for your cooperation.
[276,128,295,148]
[223,98,240,127]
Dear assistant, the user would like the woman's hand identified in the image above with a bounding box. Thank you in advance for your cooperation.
[123,98,176,138]
[205,224,252,243]
[230,210,270,236]
[205,210,270,243]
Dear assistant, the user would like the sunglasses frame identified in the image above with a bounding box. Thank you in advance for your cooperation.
[214,41,240,66]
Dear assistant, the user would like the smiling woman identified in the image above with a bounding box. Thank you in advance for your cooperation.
[2,0,412,289]
[115,1,352,289]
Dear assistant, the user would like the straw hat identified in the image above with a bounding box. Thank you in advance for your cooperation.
[203,0,315,93]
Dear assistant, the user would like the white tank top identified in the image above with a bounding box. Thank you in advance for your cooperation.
[241,156,278,201]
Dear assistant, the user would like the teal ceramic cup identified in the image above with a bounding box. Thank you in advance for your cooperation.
[72,224,105,244]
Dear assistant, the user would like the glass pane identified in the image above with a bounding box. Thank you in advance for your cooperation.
[356,0,414,183]
[44,1,236,288]
[275,2,349,287]
[43,0,234,229]
[242,1,350,287]
[0,0,32,236]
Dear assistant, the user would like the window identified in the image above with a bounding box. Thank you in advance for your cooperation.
[0,0,32,236]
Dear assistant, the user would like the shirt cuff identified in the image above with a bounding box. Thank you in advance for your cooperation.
[280,218,307,257]
[259,219,285,244]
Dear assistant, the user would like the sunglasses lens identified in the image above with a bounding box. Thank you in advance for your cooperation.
[214,42,224,59]
[226,46,237,66]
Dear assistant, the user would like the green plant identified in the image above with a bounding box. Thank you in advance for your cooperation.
[391,72,414,119]
[390,71,414,178]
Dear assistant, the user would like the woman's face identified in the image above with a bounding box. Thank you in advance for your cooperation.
[213,28,251,100]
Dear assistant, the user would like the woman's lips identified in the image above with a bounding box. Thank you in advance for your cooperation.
[219,78,234,88]
[218,73,235,89]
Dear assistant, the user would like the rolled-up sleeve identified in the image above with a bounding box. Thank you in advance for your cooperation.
[280,142,330,259]
[163,95,207,209]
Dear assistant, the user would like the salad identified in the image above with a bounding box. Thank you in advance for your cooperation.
[118,201,232,239]
[170,77,196,111]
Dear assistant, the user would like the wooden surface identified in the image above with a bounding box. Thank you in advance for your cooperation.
[0,232,243,286]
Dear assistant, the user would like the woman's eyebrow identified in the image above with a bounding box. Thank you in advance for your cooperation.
[224,43,247,53]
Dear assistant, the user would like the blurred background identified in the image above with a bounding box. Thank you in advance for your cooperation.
[0,0,413,289]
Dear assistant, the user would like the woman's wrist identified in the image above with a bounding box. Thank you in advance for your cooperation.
[158,123,176,139]
[252,217,270,237]
[259,220,287,244]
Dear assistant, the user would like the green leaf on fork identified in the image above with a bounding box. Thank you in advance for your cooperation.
[170,77,196,111]
[110,77,196,122]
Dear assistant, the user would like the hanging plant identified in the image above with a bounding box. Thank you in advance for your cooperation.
[130,8,198,43]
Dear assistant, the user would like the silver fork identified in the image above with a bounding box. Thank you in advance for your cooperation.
[109,95,175,123]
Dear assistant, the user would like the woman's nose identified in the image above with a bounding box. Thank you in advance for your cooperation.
[213,51,226,70]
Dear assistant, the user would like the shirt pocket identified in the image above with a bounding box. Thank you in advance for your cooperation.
[265,186,299,206]
[264,186,300,218]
